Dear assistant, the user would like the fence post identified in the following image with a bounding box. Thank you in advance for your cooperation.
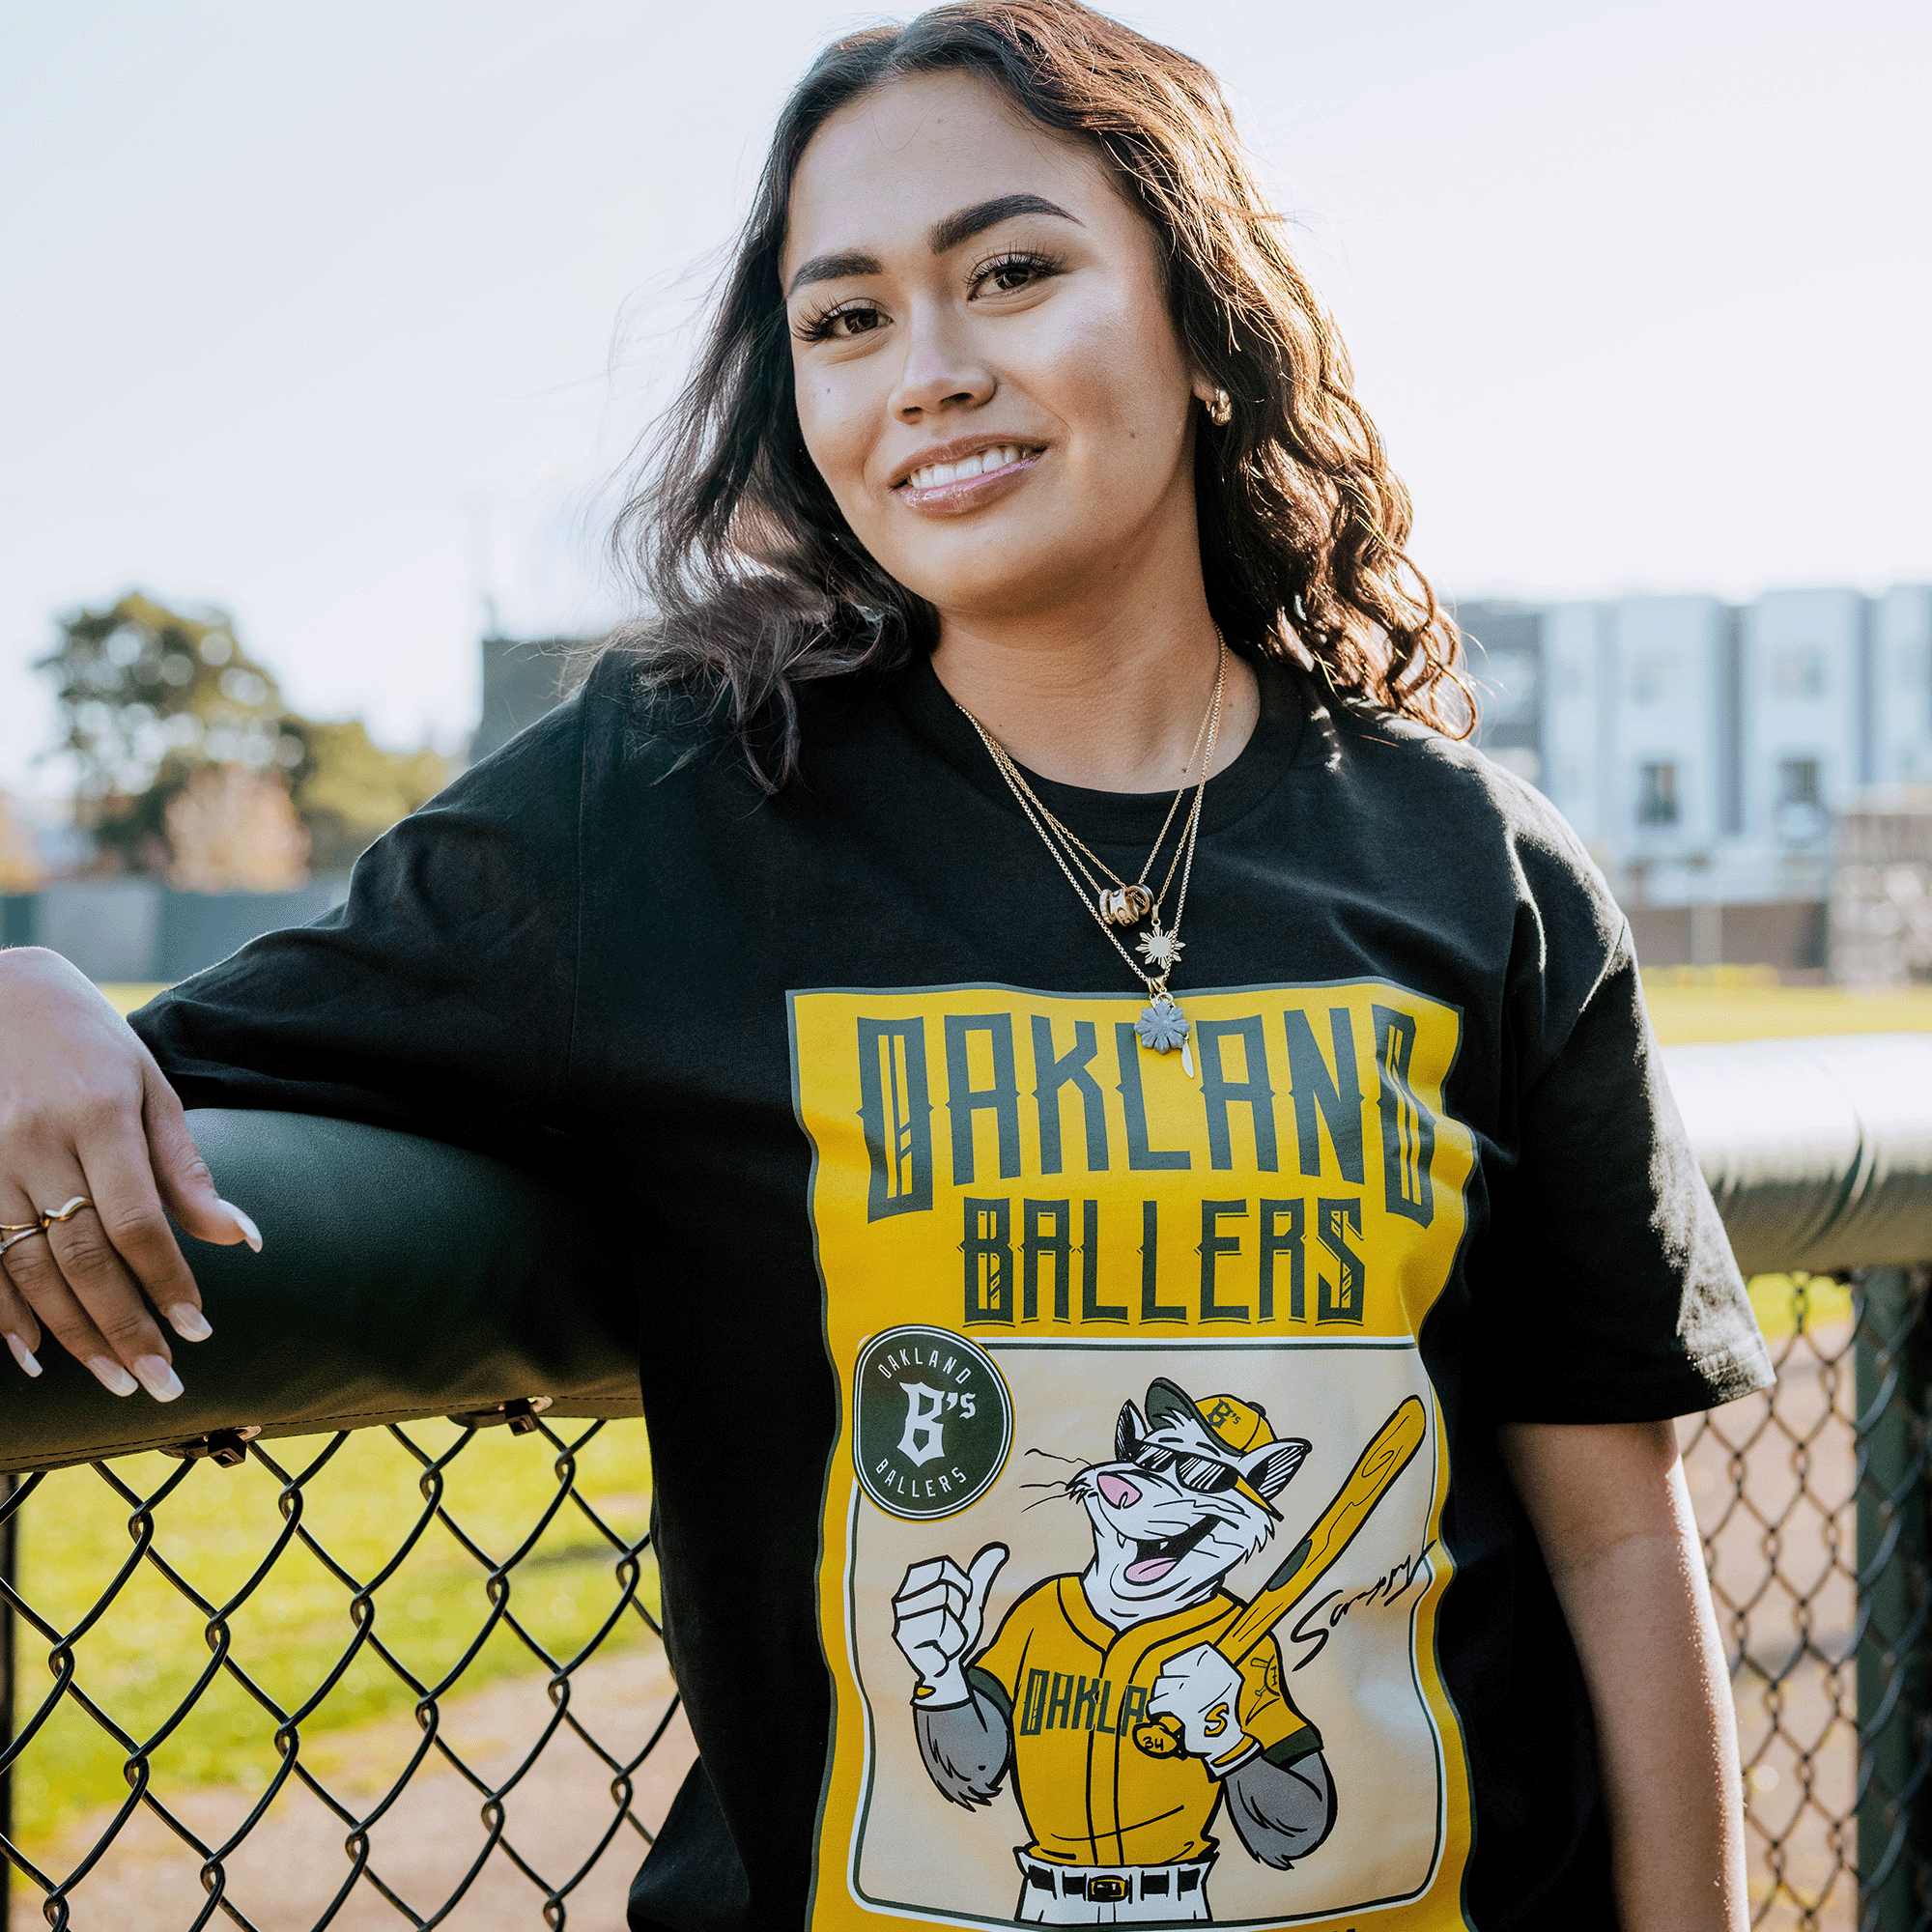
[2,1467,15,1922]
[1858,1264,1932,1932]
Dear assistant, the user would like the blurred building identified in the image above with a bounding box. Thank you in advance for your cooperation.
[1458,583,1932,972]
[1833,799,1932,986]
[473,635,576,763]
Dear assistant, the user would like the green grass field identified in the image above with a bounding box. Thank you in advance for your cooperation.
[1641,968,1932,1044]
[10,1419,654,1853]
[1746,1271,1854,1343]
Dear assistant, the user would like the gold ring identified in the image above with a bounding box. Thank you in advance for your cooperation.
[0,1226,47,1257]
[0,1221,40,1235]
[39,1196,95,1227]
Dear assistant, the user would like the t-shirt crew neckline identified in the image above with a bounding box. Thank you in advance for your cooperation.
[891,647,1313,844]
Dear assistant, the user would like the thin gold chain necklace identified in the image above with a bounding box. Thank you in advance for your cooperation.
[956,640,1227,1077]
[976,687,1213,930]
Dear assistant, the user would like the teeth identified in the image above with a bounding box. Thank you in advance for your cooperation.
[909,445,1025,492]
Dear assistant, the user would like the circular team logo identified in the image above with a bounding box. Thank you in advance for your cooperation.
[854,1325,1012,1520]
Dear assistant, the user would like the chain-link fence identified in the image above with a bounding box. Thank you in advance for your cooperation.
[1675,1265,1932,1932]
[5,1269,1931,1930]
[0,1414,686,1930]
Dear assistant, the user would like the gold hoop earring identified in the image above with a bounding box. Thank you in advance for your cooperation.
[1206,388,1233,427]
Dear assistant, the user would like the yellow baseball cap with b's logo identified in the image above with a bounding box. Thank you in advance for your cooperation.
[1144,1378,1283,1518]
[1195,1391,1274,1456]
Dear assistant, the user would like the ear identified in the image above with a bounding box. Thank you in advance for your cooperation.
[1246,1438,1310,1501]
[1116,1402,1148,1463]
[1144,1378,1197,1431]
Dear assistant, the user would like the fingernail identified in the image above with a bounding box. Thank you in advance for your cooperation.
[131,1354,185,1402]
[6,1334,41,1378]
[166,1303,213,1342]
[217,1200,263,1253]
[87,1355,139,1397]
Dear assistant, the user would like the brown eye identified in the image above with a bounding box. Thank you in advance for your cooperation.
[797,300,885,344]
[970,251,1057,299]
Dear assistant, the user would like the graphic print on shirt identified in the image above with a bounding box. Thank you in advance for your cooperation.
[790,981,1476,1931]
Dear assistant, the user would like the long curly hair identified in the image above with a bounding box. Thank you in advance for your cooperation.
[609,0,1470,785]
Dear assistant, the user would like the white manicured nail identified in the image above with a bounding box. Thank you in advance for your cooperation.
[166,1303,213,1342]
[88,1355,139,1397]
[6,1333,41,1378]
[132,1354,185,1402]
[217,1200,263,1252]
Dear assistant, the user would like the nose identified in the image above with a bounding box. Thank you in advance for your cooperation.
[888,301,994,423]
[1096,1472,1141,1509]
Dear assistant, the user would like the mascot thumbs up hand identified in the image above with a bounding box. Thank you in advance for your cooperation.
[891,1543,1009,1708]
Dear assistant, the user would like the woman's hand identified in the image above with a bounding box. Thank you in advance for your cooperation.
[0,948,258,1400]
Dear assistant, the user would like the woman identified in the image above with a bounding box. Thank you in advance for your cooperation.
[0,5,1768,1928]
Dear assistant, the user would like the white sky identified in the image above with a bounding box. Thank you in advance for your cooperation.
[2,0,1926,794]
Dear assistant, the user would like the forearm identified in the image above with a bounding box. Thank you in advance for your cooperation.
[1501,1421,1747,1932]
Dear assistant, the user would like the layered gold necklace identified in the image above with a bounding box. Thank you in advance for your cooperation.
[957,639,1227,1077]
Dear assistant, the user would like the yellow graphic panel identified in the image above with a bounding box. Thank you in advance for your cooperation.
[791,981,1477,1931]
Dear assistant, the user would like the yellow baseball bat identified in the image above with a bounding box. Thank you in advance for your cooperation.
[1133,1394,1428,1759]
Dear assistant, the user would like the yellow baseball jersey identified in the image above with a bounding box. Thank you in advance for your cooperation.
[968,1577,1321,1869]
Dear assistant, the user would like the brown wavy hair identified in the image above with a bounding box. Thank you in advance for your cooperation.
[610,0,1470,784]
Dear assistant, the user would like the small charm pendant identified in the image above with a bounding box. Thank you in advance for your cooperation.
[1099,884,1154,926]
[1136,994,1190,1059]
[1136,919,1183,972]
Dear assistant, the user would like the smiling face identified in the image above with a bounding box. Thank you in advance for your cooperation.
[1068,1390,1309,1628]
[781,70,1208,628]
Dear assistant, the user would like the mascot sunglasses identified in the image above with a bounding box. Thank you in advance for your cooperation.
[1127,1441,1283,1519]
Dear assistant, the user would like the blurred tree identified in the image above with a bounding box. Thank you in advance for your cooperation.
[38,592,447,886]
[0,795,45,892]
[292,720,447,874]
[39,592,300,873]
[165,766,311,892]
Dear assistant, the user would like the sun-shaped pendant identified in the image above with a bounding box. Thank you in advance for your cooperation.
[1136,921,1183,971]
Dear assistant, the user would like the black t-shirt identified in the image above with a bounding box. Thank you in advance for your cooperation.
[133,648,1772,1932]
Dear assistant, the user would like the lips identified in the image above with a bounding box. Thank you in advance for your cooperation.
[892,439,1044,506]
[1122,1515,1219,1586]
[901,443,1036,492]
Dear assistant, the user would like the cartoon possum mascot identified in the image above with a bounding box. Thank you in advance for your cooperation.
[892,1378,1338,1924]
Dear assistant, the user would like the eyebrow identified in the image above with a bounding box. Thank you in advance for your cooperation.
[785,193,1080,298]
[928,191,1079,255]
[785,248,882,296]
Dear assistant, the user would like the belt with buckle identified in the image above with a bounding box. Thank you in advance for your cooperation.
[1024,1862,1208,1903]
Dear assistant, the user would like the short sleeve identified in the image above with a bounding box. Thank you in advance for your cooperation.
[1476,810,1774,1423]
[968,1590,1041,1714]
[1238,1638,1322,1768]
[128,693,586,1159]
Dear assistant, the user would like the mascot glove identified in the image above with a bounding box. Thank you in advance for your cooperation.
[1150,1642,1256,1771]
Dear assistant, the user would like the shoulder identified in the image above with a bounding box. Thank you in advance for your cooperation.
[1326,704,1620,931]
[1326,706,1582,861]
[980,1577,1073,1659]
[571,643,738,772]
[1001,1576,1080,1627]
[571,639,879,797]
